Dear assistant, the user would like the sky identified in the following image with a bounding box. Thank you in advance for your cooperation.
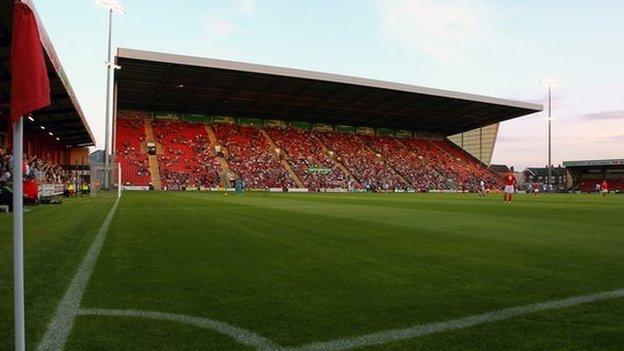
[33,0,624,170]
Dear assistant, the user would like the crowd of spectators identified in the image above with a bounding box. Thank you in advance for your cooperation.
[0,146,78,209]
[213,124,295,189]
[431,140,502,191]
[0,147,70,185]
[117,115,503,192]
[266,127,350,190]
[360,135,446,191]
[314,132,409,190]
[152,120,221,189]
[116,118,151,186]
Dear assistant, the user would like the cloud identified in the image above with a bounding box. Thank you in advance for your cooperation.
[579,110,624,121]
[199,15,237,37]
[594,134,624,144]
[238,0,256,15]
[377,0,495,61]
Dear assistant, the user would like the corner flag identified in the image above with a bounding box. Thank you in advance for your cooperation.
[10,1,51,350]
[10,0,50,121]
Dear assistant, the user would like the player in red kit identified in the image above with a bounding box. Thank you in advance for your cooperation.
[601,179,609,197]
[503,172,517,203]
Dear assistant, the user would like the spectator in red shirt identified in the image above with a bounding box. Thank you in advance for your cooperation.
[23,175,39,205]
[601,179,609,197]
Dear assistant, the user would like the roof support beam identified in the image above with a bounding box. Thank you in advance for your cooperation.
[295,85,345,118]
[208,76,247,115]
[370,93,411,117]
[241,77,283,116]
[182,69,213,112]
[150,64,172,109]
[329,89,377,116]
[263,82,321,118]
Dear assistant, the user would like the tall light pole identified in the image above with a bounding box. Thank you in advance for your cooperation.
[541,78,562,191]
[96,0,125,188]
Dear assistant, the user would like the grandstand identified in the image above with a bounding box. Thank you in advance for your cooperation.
[563,159,624,193]
[112,49,541,192]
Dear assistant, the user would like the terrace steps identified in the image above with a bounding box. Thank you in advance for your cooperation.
[144,119,162,190]
[147,155,162,190]
[399,139,429,164]
[358,136,413,187]
[205,124,235,188]
[144,119,155,141]
[259,128,305,188]
[429,139,455,159]
[311,133,358,183]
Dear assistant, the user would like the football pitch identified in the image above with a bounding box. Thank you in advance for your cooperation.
[1,191,623,350]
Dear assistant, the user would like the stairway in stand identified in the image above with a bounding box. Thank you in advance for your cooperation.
[310,133,358,184]
[143,119,162,190]
[204,124,236,188]
[357,136,413,187]
[429,139,454,158]
[259,128,305,188]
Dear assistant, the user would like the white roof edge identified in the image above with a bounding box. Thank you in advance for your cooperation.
[117,48,543,112]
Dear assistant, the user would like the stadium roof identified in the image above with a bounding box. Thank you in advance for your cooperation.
[115,48,543,136]
[563,159,624,168]
[0,1,94,147]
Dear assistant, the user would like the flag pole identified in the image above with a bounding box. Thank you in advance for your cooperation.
[10,1,52,347]
[12,117,25,351]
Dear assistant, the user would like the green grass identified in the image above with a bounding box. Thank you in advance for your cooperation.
[2,192,624,350]
[0,193,115,351]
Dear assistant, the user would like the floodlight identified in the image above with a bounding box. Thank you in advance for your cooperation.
[540,77,563,88]
[95,0,126,14]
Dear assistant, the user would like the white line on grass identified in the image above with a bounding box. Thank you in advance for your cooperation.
[78,308,281,351]
[288,288,624,351]
[74,288,624,351]
[36,197,120,351]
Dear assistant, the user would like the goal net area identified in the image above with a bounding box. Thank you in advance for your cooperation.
[90,162,122,198]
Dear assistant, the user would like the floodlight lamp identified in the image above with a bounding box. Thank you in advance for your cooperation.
[95,0,126,14]
[540,77,563,88]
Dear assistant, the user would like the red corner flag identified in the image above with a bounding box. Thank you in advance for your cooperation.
[10,0,51,122]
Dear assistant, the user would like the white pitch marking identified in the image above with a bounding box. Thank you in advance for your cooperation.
[289,288,624,351]
[37,197,120,351]
[78,308,281,351]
